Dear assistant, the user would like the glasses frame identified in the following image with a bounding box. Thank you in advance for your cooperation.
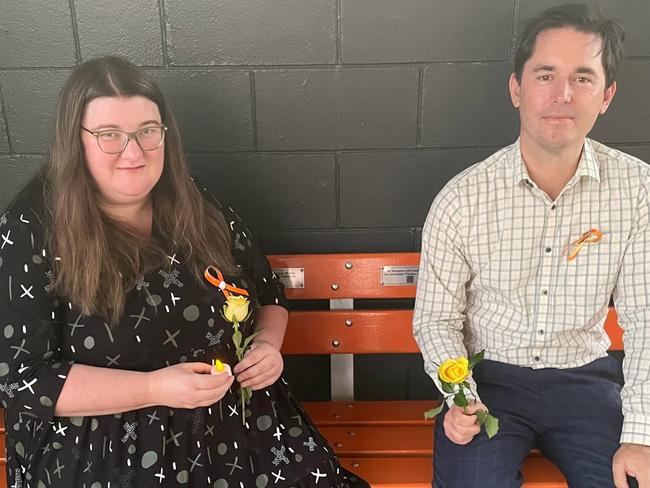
[81,124,168,154]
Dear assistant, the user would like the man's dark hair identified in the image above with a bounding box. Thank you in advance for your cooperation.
[514,3,625,88]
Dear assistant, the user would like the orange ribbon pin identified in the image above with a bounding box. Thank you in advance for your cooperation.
[204,266,249,298]
[566,228,603,262]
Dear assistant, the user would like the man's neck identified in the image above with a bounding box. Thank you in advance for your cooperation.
[519,135,585,201]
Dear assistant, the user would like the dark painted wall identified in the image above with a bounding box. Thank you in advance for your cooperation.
[1,0,649,400]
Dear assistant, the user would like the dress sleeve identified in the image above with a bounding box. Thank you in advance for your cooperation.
[0,207,73,424]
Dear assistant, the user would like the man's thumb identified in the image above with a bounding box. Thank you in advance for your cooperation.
[612,460,630,488]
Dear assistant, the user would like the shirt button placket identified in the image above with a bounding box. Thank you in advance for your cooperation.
[533,202,557,365]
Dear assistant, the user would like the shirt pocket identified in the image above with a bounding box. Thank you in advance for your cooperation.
[557,230,624,301]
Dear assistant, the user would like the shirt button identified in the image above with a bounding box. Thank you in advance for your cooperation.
[538,329,545,335]
[541,289,548,295]
[534,356,540,361]
[551,204,557,210]
[545,247,552,253]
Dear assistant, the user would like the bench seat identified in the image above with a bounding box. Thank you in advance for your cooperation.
[304,400,567,487]
[304,400,436,426]
[337,456,567,488]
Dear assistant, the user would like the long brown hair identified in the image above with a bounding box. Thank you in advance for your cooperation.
[43,56,237,323]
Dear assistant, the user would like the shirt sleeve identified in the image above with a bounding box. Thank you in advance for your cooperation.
[412,186,480,401]
[0,207,73,426]
[218,203,289,311]
[614,172,650,446]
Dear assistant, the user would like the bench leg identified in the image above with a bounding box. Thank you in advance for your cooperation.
[331,354,354,400]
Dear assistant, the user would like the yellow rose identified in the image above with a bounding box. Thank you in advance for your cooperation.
[223,295,250,323]
[439,356,469,384]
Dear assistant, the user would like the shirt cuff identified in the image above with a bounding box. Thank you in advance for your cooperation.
[620,414,650,446]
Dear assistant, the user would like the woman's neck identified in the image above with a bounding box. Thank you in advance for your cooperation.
[101,198,153,239]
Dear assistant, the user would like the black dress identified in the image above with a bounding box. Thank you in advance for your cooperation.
[0,190,368,488]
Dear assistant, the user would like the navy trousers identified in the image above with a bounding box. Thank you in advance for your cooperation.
[433,357,636,488]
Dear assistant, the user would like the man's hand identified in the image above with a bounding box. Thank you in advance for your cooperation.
[613,443,650,487]
[443,401,488,445]
[233,340,284,390]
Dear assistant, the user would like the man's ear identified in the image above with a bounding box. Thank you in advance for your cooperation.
[509,73,521,109]
[600,81,617,115]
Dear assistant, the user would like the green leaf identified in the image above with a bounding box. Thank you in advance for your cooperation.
[233,328,242,350]
[440,380,455,394]
[468,349,485,370]
[453,388,468,408]
[485,414,499,439]
[475,409,489,425]
[424,404,444,420]
[242,332,259,350]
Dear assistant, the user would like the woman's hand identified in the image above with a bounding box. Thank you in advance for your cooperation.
[147,362,234,408]
[233,340,284,390]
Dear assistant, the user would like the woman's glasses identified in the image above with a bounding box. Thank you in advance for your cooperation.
[81,125,168,154]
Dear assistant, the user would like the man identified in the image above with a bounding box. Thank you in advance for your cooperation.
[413,4,650,487]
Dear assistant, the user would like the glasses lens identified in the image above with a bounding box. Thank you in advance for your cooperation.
[136,126,165,151]
[97,131,128,154]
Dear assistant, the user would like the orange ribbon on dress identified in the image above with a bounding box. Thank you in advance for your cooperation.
[204,266,249,298]
[566,228,603,262]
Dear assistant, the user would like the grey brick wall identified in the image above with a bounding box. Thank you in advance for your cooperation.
[2,0,649,248]
[1,0,649,400]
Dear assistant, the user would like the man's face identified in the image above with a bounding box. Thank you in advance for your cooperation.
[509,27,616,153]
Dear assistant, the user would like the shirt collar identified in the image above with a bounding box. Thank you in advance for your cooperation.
[509,137,601,188]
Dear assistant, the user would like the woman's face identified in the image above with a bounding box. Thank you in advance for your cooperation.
[81,96,165,209]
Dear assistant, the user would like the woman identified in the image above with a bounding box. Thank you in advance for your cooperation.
[0,56,367,488]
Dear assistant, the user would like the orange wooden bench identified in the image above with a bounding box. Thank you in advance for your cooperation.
[269,252,624,488]
[0,252,623,488]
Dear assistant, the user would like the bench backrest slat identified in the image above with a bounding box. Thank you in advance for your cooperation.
[281,307,623,354]
[269,253,420,300]
[269,254,624,353]
[281,310,417,355]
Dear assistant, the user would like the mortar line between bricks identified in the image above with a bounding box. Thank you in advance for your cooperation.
[10,58,650,71]
[510,0,521,59]
[68,0,83,64]
[336,0,342,65]
[335,151,341,228]
[0,84,13,154]
[416,67,424,147]
[159,0,170,68]
[249,70,258,150]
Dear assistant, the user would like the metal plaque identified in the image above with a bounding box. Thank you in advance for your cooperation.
[381,265,419,286]
[272,267,305,289]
